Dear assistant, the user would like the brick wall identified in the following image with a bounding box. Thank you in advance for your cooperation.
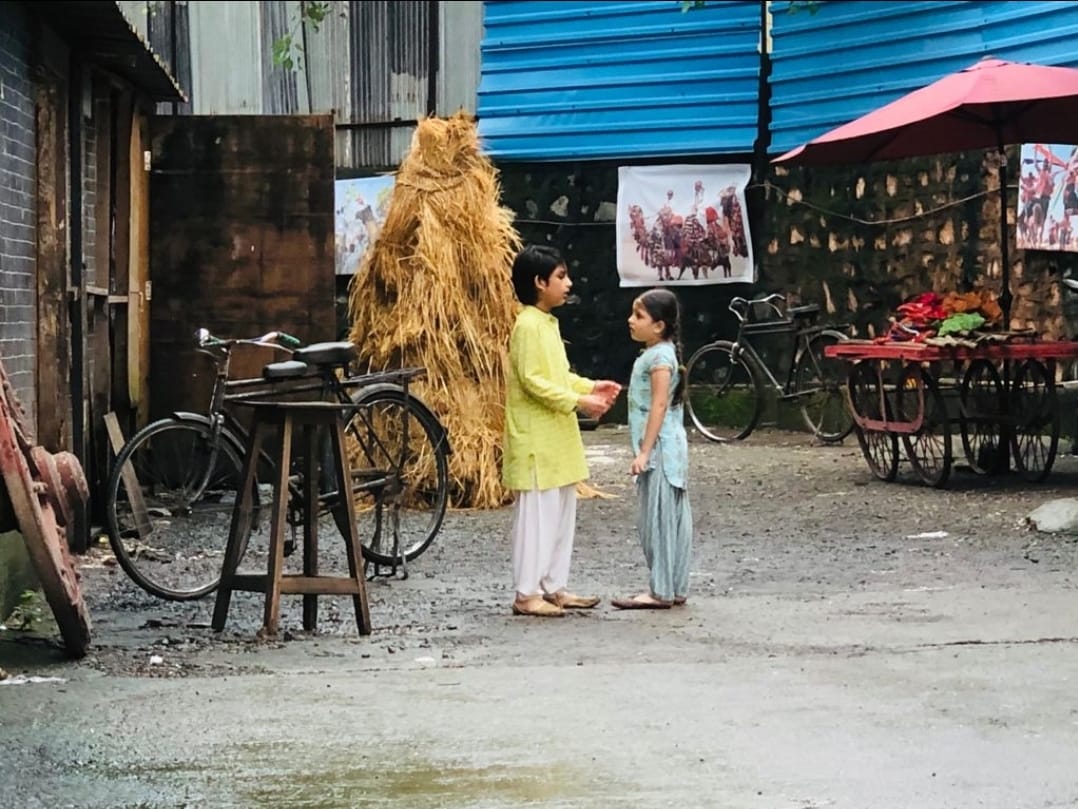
[0,3,37,434]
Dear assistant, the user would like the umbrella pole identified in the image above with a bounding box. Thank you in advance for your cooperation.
[996,144,1014,474]
[997,146,1013,326]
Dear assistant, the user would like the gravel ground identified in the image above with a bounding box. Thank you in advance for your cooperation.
[59,425,1078,675]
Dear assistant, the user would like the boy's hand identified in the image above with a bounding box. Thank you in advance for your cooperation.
[578,393,611,419]
[593,380,622,407]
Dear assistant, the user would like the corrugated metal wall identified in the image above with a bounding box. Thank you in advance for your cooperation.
[769,0,1078,156]
[441,1,483,115]
[167,0,480,170]
[477,0,763,161]
[188,1,263,113]
[345,0,432,168]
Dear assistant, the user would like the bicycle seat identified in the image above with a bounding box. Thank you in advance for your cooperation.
[788,304,820,319]
[262,360,310,380]
[293,341,357,366]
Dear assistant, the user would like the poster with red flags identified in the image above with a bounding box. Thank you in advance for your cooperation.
[1018,143,1078,252]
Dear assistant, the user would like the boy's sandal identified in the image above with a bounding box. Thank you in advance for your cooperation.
[544,591,600,609]
[611,594,672,610]
[512,597,565,617]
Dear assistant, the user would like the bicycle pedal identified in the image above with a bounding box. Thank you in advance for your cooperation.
[283,539,296,557]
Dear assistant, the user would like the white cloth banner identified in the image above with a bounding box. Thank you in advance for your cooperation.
[616,164,754,287]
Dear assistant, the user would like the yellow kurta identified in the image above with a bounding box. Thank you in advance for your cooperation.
[502,306,594,491]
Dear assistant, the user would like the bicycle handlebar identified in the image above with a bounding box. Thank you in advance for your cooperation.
[195,328,303,352]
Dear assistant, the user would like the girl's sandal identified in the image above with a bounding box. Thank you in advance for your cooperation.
[611,593,672,610]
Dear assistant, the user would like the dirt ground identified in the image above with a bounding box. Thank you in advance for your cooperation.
[2,425,1078,808]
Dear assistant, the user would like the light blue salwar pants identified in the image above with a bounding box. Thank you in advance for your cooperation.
[636,468,693,602]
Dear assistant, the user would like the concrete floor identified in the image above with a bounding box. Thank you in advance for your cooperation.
[2,428,1077,808]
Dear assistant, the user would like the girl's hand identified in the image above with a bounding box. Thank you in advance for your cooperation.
[630,452,650,476]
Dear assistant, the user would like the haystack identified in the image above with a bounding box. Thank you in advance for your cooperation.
[347,112,521,508]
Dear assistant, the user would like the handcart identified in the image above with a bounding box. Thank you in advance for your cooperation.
[824,339,1078,487]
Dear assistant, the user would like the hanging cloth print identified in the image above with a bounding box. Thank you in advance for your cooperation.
[616,164,754,287]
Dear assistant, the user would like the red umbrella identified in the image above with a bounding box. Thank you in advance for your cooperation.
[774,57,1078,323]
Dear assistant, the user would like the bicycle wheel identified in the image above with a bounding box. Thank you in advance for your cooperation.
[685,341,763,442]
[1010,358,1059,482]
[794,329,855,443]
[959,359,1004,475]
[337,387,450,565]
[105,418,253,601]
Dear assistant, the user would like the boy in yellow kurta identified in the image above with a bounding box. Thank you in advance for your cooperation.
[503,245,621,617]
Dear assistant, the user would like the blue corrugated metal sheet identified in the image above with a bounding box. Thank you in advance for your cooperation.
[769,0,1078,156]
[478,1,762,161]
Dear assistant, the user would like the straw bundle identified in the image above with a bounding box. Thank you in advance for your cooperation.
[347,113,522,508]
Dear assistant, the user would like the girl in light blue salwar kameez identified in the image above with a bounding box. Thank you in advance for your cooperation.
[612,289,694,610]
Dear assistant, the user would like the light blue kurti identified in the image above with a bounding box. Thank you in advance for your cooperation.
[628,341,693,602]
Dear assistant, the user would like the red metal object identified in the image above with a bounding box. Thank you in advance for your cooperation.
[0,383,91,658]
[824,339,1078,363]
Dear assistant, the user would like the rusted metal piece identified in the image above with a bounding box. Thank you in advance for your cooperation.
[29,446,68,527]
[0,388,91,658]
[27,447,89,530]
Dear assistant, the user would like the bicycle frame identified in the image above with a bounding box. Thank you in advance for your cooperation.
[727,295,839,399]
[189,334,430,526]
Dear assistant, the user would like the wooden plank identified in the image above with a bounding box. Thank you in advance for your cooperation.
[102,412,152,539]
[226,574,362,596]
[35,65,72,452]
[92,79,112,291]
[129,110,151,428]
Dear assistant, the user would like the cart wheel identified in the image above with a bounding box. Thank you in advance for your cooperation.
[848,361,898,482]
[1010,358,1059,482]
[959,359,1005,475]
[895,365,952,488]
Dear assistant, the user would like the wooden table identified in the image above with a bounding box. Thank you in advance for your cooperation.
[211,400,372,637]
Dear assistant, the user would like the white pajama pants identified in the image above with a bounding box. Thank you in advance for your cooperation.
[510,484,577,598]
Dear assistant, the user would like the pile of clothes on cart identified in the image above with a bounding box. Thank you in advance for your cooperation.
[875,290,1016,346]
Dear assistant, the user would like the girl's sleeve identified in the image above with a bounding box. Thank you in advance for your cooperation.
[647,345,676,372]
[510,321,580,414]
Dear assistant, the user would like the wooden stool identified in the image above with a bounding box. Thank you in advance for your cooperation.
[211,400,371,637]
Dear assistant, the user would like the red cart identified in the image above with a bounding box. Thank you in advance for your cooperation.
[824,339,1078,487]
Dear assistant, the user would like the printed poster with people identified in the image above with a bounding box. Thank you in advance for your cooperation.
[1017,143,1078,252]
[616,164,754,287]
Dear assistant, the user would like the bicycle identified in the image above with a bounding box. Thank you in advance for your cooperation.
[104,329,451,601]
[685,293,854,443]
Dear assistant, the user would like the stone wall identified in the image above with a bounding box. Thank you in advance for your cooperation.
[498,150,1078,387]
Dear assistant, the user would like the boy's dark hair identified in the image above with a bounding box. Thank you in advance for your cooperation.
[511,244,565,304]
[636,287,688,406]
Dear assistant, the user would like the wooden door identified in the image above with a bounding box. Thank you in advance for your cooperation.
[146,114,336,419]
